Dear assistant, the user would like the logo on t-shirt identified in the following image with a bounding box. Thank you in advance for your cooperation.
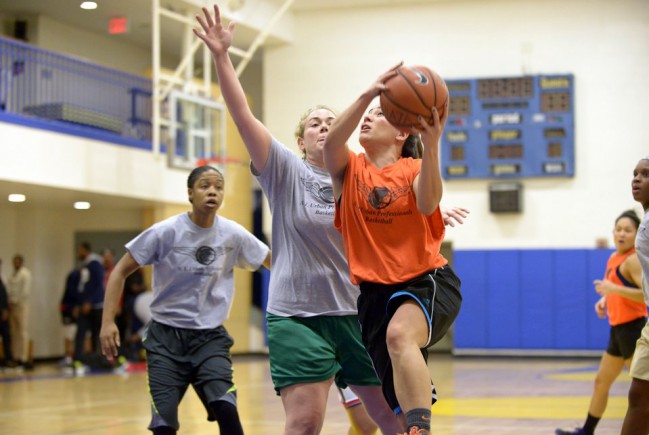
[356,176,411,210]
[173,246,232,265]
[301,178,334,204]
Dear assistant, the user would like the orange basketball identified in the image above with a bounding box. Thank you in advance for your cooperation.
[379,65,449,129]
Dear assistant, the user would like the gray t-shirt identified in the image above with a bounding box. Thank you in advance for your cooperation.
[637,209,649,304]
[126,213,269,329]
[255,138,358,317]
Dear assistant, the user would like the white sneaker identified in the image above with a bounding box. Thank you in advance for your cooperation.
[58,356,73,367]
[73,361,90,376]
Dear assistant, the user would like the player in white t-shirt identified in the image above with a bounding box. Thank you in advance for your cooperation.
[99,165,271,435]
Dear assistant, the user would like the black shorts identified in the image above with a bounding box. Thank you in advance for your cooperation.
[142,320,237,430]
[357,265,462,413]
[606,316,647,359]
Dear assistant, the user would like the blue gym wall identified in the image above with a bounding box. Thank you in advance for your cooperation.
[453,248,614,353]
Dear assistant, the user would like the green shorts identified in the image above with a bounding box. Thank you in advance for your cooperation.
[266,313,380,394]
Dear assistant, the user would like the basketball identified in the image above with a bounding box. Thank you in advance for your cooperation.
[379,65,449,129]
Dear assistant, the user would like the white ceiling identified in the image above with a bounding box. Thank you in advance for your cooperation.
[0,180,158,211]
[0,0,437,211]
[0,0,441,55]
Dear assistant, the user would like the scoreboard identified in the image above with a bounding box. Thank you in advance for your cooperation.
[441,74,574,179]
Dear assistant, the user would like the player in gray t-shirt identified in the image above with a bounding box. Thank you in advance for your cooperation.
[622,155,649,434]
[99,165,271,435]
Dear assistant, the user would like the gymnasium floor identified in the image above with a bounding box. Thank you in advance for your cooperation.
[0,354,628,434]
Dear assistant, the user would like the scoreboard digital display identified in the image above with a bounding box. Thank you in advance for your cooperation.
[441,74,574,179]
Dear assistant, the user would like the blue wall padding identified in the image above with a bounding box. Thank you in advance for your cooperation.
[453,249,614,351]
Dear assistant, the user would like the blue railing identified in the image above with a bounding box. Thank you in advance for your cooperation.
[0,36,153,149]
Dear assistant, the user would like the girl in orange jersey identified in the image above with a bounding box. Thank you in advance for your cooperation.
[323,65,462,435]
[556,210,646,435]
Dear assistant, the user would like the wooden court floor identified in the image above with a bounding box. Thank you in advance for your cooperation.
[0,354,629,434]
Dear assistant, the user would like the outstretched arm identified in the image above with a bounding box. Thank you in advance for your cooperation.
[324,63,401,199]
[194,5,271,172]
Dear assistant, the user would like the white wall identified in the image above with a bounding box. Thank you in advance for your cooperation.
[0,205,145,357]
[35,15,151,76]
[263,0,649,248]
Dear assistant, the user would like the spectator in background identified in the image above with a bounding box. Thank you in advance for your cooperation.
[117,263,145,350]
[8,254,32,370]
[0,258,15,368]
[74,242,104,369]
[102,248,115,288]
[59,267,81,368]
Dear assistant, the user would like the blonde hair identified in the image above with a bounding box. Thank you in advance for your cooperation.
[294,105,338,139]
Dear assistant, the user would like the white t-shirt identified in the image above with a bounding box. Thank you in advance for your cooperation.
[126,212,269,329]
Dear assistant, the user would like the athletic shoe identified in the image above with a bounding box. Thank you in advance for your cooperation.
[58,356,73,367]
[73,360,90,376]
[555,428,586,435]
[112,356,130,374]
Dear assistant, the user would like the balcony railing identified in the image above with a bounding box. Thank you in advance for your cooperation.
[0,36,153,149]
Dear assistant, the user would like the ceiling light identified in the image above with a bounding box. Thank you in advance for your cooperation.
[8,194,26,202]
[80,2,98,10]
[74,201,91,210]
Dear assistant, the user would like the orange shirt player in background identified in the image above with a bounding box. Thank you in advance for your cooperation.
[556,210,646,435]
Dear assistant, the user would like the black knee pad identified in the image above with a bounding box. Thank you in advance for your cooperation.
[209,400,243,435]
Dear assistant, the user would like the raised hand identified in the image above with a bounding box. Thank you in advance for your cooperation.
[412,102,448,151]
[365,62,403,99]
[193,4,235,57]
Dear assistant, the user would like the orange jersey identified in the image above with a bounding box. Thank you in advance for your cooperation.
[334,151,447,285]
[605,248,647,326]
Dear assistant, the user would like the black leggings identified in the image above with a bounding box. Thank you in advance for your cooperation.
[151,400,243,435]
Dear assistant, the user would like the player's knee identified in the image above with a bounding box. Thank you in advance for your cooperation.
[628,380,649,407]
[289,417,321,434]
[209,399,243,435]
[386,321,410,353]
